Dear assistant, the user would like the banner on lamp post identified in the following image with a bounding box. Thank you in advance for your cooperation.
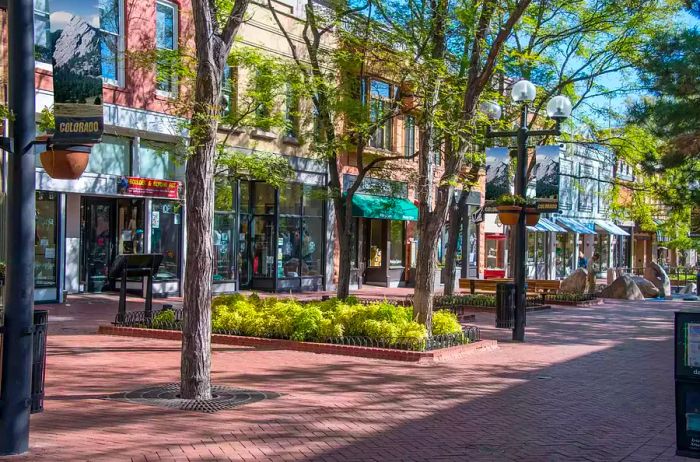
[485,147,513,201]
[534,145,562,213]
[50,0,104,144]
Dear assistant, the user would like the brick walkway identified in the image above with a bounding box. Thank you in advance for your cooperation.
[4,295,698,461]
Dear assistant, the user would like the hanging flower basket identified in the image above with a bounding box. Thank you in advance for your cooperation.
[40,144,92,179]
[496,205,521,226]
[525,207,540,226]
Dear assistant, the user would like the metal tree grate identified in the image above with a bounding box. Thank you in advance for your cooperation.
[106,383,280,413]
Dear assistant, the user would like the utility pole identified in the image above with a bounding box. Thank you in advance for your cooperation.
[0,0,36,455]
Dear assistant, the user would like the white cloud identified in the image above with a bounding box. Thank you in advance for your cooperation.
[49,11,73,30]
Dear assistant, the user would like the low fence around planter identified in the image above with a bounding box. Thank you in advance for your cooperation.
[113,308,481,353]
[432,293,545,313]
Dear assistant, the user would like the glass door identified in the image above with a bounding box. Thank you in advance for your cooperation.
[81,198,116,292]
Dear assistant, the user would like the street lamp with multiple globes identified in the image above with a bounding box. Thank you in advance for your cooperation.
[481,80,572,341]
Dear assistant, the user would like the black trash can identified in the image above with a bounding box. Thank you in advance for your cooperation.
[31,310,48,414]
[496,282,516,329]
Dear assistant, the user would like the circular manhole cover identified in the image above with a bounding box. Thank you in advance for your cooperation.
[107,383,280,413]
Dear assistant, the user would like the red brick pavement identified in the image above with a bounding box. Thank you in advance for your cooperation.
[4,295,698,461]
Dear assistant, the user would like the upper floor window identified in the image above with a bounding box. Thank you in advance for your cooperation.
[156,0,178,94]
[363,79,393,151]
[34,0,51,64]
[404,115,415,159]
[285,84,299,139]
[100,0,124,85]
[221,65,238,118]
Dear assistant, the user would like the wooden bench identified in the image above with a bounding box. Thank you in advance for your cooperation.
[459,278,562,295]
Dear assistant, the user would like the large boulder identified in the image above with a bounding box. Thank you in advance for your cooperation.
[644,261,672,299]
[631,276,660,298]
[600,275,645,300]
[561,268,589,294]
[680,282,698,295]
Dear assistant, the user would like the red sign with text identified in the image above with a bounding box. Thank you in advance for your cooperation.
[118,177,180,199]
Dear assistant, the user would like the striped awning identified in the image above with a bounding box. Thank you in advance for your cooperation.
[527,217,567,233]
[555,217,596,234]
[594,220,630,236]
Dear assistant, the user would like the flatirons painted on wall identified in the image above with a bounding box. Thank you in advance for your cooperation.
[50,0,104,144]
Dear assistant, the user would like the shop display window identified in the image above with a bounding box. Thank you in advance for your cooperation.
[35,191,58,288]
[150,200,182,280]
[369,219,383,267]
[389,221,404,267]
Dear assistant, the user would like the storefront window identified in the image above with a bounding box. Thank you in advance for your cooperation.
[35,191,58,288]
[151,200,181,279]
[302,217,323,276]
[252,215,275,277]
[117,199,144,254]
[140,140,179,180]
[279,216,301,277]
[279,183,302,215]
[214,212,236,281]
[86,135,130,176]
[253,183,276,215]
[556,233,575,278]
[369,219,383,267]
[389,221,404,267]
[595,234,611,274]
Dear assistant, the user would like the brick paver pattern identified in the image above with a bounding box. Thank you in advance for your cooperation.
[4,294,696,461]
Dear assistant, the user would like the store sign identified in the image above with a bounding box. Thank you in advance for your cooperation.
[51,0,104,143]
[690,206,700,238]
[534,145,561,212]
[117,177,180,199]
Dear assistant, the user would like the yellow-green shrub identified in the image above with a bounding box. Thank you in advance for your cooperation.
[432,310,462,336]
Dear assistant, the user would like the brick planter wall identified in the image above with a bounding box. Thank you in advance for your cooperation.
[98,325,498,363]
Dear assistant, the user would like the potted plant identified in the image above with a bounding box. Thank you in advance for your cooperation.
[524,199,540,226]
[36,107,92,180]
[495,194,525,226]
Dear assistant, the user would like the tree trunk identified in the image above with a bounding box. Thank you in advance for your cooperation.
[334,195,353,299]
[443,192,468,296]
[181,3,228,400]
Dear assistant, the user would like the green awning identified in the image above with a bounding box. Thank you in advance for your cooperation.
[351,193,419,221]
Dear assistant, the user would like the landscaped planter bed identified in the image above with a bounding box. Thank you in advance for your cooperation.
[97,325,497,363]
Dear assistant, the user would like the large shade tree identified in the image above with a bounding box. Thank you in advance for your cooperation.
[182,0,251,400]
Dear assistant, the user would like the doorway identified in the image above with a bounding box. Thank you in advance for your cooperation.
[81,198,115,292]
[80,197,145,292]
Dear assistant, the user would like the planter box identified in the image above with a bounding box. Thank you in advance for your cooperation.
[98,325,498,363]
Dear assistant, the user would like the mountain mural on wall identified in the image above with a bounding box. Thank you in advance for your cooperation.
[50,2,104,143]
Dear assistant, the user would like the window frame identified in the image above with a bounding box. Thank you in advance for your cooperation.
[221,65,239,119]
[34,0,52,69]
[155,0,179,97]
[364,78,394,151]
[404,115,416,159]
[100,0,126,86]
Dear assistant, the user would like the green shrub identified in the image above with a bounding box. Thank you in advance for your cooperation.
[432,311,462,336]
[212,293,244,307]
[318,317,344,339]
[363,319,399,344]
[291,306,324,341]
[151,309,175,328]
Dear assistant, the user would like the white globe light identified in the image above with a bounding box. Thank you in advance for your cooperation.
[479,101,502,120]
[546,95,573,120]
[511,80,536,103]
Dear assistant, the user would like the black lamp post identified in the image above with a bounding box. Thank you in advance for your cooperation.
[0,0,37,455]
[482,80,572,341]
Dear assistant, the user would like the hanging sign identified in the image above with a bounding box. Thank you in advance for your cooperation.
[534,145,562,212]
[50,0,104,143]
[117,177,180,199]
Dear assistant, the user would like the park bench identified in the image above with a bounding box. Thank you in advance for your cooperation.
[459,278,562,296]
